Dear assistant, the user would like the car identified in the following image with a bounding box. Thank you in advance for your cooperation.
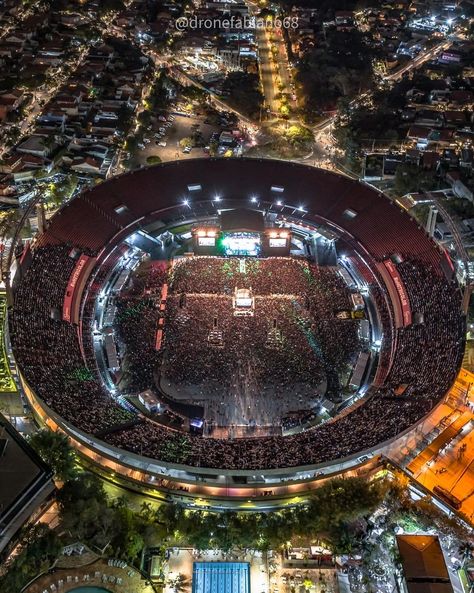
[137,143,145,149]
[158,115,167,121]
[183,145,192,153]
[164,122,173,128]
[158,141,167,147]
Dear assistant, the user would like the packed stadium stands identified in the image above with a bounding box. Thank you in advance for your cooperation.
[9,159,465,473]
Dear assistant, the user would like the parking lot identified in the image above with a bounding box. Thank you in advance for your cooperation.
[135,113,221,165]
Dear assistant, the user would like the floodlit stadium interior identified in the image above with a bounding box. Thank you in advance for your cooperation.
[3,2,474,590]
[4,158,468,510]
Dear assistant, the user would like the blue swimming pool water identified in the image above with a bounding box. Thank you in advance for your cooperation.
[69,588,111,593]
[192,562,250,593]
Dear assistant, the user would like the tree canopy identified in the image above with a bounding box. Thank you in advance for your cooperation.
[221,73,264,118]
[296,29,378,121]
[28,429,77,481]
[394,163,438,196]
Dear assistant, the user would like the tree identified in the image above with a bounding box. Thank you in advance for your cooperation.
[0,524,61,593]
[168,573,189,592]
[221,72,264,118]
[394,163,437,196]
[179,137,193,149]
[110,505,145,560]
[155,500,185,534]
[285,125,314,149]
[295,29,377,118]
[182,86,208,104]
[150,476,383,554]
[138,109,152,127]
[28,429,77,481]
[146,155,162,165]
[57,472,119,550]
[117,104,133,133]
[307,477,384,530]
[125,136,138,153]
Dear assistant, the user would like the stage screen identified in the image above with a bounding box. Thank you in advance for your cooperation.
[198,237,216,247]
[221,232,260,256]
[269,238,287,248]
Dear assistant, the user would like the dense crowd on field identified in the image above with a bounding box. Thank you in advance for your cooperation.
[166,295,325,387]
[9,247,465,469]
[170,256,348,307]
[163,257,359,395]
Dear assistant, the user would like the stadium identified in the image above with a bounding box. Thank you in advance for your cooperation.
[8,158,466,507]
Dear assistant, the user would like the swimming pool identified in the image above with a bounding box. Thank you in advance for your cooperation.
[192,562,250,593]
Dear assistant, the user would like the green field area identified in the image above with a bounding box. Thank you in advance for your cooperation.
[0,292,17,393]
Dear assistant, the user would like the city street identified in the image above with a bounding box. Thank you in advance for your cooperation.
[272,27,297,110]
[255,26,278,114]
[409,414,474,521]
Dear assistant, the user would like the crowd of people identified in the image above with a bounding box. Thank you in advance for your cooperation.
[165,295,330,390]
[9,245,134,435]
[114,261,167,392]
[165,257,358,388]
[377,260,465,402]
[10,246,466,470]
[110,256,359,426]
[161,257,360,426]
[170,257,312,296]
